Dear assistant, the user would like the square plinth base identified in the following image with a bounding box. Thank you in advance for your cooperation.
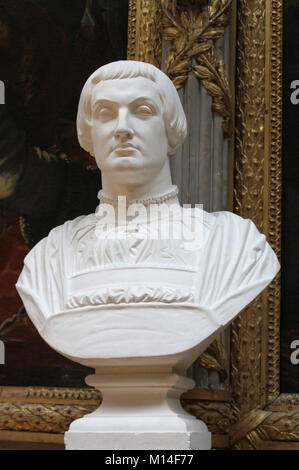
[64,431,211,450]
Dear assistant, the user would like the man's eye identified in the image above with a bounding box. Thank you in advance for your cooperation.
[96,108,115,120]
[135,105,154,115]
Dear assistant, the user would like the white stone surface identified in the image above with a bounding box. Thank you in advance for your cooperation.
[16,61,280,450]
[65,371,211,450]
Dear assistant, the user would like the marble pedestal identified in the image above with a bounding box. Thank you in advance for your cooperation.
[21,304,221,450]
[64,369,211,450]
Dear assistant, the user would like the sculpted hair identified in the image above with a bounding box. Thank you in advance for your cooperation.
[77,60,187,156]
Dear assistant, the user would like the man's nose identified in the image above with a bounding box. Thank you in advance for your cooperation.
[114,109,133,139]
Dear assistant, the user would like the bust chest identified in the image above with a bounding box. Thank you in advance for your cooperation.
[64,211,207,309]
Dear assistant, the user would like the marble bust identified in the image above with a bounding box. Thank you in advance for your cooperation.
[16,60,280,450]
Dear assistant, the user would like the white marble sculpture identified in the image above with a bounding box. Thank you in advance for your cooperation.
[16,60,280,450]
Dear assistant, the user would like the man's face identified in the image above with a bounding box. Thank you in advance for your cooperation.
[90,77,169,185]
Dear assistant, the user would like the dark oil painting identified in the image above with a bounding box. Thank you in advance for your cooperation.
[0,0,129,387]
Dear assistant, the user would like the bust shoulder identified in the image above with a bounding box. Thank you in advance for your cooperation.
[207,210,267,249]
[48,212,98,240]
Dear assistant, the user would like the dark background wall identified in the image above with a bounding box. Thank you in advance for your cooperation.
[280,0,299,392]
[0,0,129,387]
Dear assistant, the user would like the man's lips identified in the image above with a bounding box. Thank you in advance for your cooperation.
[114,144,138,151]
[113,144,138,155]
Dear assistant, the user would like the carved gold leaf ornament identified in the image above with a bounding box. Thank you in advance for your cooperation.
[0,402,96,434]
[161,0,232,135]
[0,387,101,434]
[183,399,230,435]
[230,406,299,450]
[194,57,231,134]
[23,387,100,401]
[198,335,227,381]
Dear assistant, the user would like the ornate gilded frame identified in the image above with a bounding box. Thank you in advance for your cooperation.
[229,0,299,450]
[1,0,296,450]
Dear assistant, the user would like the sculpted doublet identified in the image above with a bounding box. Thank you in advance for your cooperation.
[16,206,279,361]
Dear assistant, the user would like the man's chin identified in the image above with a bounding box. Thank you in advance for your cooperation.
[112,157,141,170]
[107,163,150,185]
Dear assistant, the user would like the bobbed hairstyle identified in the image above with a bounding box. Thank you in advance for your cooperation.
[76,60,187,156]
